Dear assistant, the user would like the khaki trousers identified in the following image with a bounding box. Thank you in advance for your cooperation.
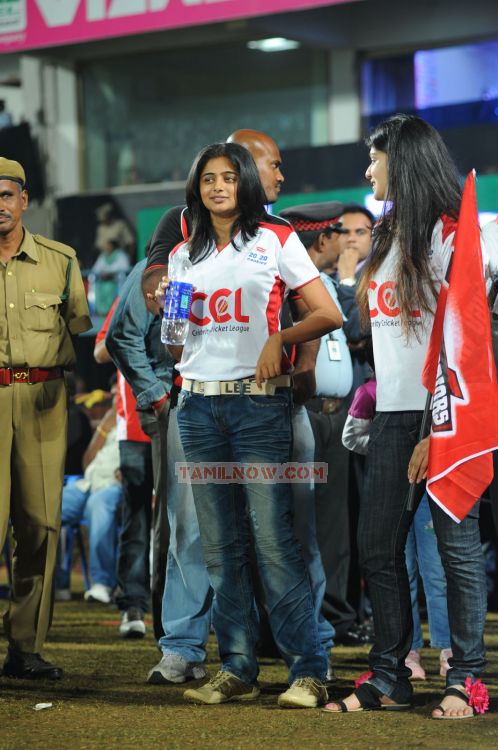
[0,378,67,653]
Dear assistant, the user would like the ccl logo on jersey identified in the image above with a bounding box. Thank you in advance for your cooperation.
[189,288,250,326]
[368,280,421,319]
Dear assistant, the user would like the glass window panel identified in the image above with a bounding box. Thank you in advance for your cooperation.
[82,44,327,190]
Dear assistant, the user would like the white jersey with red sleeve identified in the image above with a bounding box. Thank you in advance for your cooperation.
[370,216,455,412]
[177,221,319,382]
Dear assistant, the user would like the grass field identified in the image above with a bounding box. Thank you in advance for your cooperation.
[0,574,497,750]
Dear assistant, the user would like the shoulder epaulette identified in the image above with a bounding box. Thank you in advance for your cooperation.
[33,234,77,259]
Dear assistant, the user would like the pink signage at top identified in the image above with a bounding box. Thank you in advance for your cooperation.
[0,0,349,53]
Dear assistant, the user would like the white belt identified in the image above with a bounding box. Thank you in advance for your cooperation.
[182,375,292,397]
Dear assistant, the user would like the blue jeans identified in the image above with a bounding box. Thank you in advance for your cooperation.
[177,390,327,685]
[116,440,154,613]
[56,482,122,589]
[405,493,450,650]
[291,405,335,651]
[359,411,486,701]
[159,407,213,662]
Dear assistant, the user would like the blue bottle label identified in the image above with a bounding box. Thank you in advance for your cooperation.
[163,281,193,321]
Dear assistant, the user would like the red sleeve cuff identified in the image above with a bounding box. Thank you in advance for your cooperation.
[151,393,169,411]
[293,274,320,291]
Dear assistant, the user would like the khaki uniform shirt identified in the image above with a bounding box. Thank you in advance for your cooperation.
[0,229,92,368]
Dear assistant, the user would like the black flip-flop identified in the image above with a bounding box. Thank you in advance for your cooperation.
[322,682,412,714]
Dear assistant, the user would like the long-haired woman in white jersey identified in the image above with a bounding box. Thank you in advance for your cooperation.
[171,142,341,709]
[325,115,488,719]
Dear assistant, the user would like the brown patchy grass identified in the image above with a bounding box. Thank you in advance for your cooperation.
[0,574,497,750]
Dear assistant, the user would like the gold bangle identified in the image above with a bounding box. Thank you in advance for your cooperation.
[96,424,108,439]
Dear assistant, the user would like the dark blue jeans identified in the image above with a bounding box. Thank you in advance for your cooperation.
[176,389,327,685]
[359,411,486,702]
[116,439,154,613]
[139,407,171,639]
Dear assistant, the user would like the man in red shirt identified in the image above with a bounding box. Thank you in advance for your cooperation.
[94,301,156,637]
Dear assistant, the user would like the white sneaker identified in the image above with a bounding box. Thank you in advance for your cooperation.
[278,677,328,708]
[83,584,112,604]
[119,608,146,639]
[147,653,207,684]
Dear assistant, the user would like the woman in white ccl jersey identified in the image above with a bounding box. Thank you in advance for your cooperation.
[325,115,488,719]
[169,142,341,708]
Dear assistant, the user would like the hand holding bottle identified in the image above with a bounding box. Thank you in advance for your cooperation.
[154,275,169,308]
[160,245,193,346]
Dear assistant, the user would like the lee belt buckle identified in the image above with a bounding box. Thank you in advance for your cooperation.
[12,367,32,384]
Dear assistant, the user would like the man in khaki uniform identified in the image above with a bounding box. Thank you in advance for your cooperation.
[0,157,91,679]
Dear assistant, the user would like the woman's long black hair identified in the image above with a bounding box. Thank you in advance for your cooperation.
[185,142,267,264]
[357,114,462,337]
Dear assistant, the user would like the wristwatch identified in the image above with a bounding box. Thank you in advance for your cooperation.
[340,277,356,286]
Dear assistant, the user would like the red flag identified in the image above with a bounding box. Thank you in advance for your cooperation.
[421,171,498,522]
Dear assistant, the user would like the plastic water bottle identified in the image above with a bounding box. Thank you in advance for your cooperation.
[160,245,193,345]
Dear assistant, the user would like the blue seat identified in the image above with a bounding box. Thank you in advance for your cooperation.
[60,522,91,592]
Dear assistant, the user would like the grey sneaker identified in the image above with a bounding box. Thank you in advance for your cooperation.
[119,608,146,639]
[278,677,328,708]
[147,653,207,684]
[183,670,260,704]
